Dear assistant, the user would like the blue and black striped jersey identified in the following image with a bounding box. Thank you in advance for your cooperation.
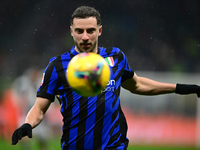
[37,46,134,150]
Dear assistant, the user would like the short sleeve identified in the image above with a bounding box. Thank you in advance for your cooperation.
[37,57,58,102]
[121,51,134,83]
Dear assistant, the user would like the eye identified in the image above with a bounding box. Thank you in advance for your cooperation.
[87,28,96,34]
[75,29,83,34]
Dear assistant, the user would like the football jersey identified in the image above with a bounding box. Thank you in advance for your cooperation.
[37,46,134,150]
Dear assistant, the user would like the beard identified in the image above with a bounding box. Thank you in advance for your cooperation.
[75,41,97,53]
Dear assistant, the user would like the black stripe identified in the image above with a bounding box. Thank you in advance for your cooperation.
[105,47,113,56]
[93,94,105,150]
[108,131,120,148]
[77,97,88,149]
[111,102,120,132]
[54,56,73,149]
[112,88,121,109]
[118,107,129,148]
[61,96,70,149]
[108,106,128,148]
[37,58,56,101]
[108,113,120,147]
[112,107,119,123]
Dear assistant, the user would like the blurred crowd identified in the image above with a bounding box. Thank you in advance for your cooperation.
[0,67,62,149]
[1,0,200,78]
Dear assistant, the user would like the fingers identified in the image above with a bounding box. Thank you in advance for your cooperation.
[18,129,23,140]
[197,92,200,98]
[27,129,32,138]
[11,128,32,145]
[12,123,32,145]
[12,130,19,145]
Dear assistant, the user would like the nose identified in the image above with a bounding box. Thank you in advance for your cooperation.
[82,31,89,41]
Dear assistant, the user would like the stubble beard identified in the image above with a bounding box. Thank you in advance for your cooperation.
[75,41,97,53]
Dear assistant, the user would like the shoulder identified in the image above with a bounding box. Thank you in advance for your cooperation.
[45,51,72,72]
[99,47,125,58]
[99,47,121,53]
[48,51,71,65]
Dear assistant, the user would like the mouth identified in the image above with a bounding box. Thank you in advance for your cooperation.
[80,43,91,48]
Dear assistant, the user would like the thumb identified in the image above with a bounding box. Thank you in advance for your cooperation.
[27,128,32,138]
[12,130,19,145]
[197,92,200,98]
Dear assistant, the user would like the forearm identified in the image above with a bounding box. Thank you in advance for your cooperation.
[122,73,200,97]
[135,77,176,95]
[11,97,51,145]
[25,106,45,129]
[24,97,51,128]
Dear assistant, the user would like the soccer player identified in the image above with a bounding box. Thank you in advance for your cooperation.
[12,6,200,150]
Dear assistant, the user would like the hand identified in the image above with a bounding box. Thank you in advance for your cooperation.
[176,84,200,98]
[12,123,32,145]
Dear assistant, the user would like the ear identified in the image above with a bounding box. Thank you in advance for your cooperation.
[98,25,102,36]
[70,26,73,36]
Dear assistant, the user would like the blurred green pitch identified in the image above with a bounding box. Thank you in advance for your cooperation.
[1,138,200,150]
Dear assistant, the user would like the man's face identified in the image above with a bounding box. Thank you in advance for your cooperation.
[70,17,102,53]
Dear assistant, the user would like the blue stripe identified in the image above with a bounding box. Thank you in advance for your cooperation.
[84,96,97,149]
[47,67,58,95]
[102,92,113,148]
[68,128,77,149]
[68,94,80,149]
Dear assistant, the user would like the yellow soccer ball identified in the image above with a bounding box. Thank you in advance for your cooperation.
[66,52,111,97]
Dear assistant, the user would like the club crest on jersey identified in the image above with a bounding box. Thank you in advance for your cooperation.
[105,57,114,67]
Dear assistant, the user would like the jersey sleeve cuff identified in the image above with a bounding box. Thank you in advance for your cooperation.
[37,91,55,102]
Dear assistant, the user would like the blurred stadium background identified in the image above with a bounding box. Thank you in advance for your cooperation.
[1,0,200,149]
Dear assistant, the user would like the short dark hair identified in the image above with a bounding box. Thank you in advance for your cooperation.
[70,6,101,26]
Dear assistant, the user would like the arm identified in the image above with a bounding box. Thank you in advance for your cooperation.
[12,97,51,145]
[122,73,200,97]
[121,73,176,95]
[25,97,51,128]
